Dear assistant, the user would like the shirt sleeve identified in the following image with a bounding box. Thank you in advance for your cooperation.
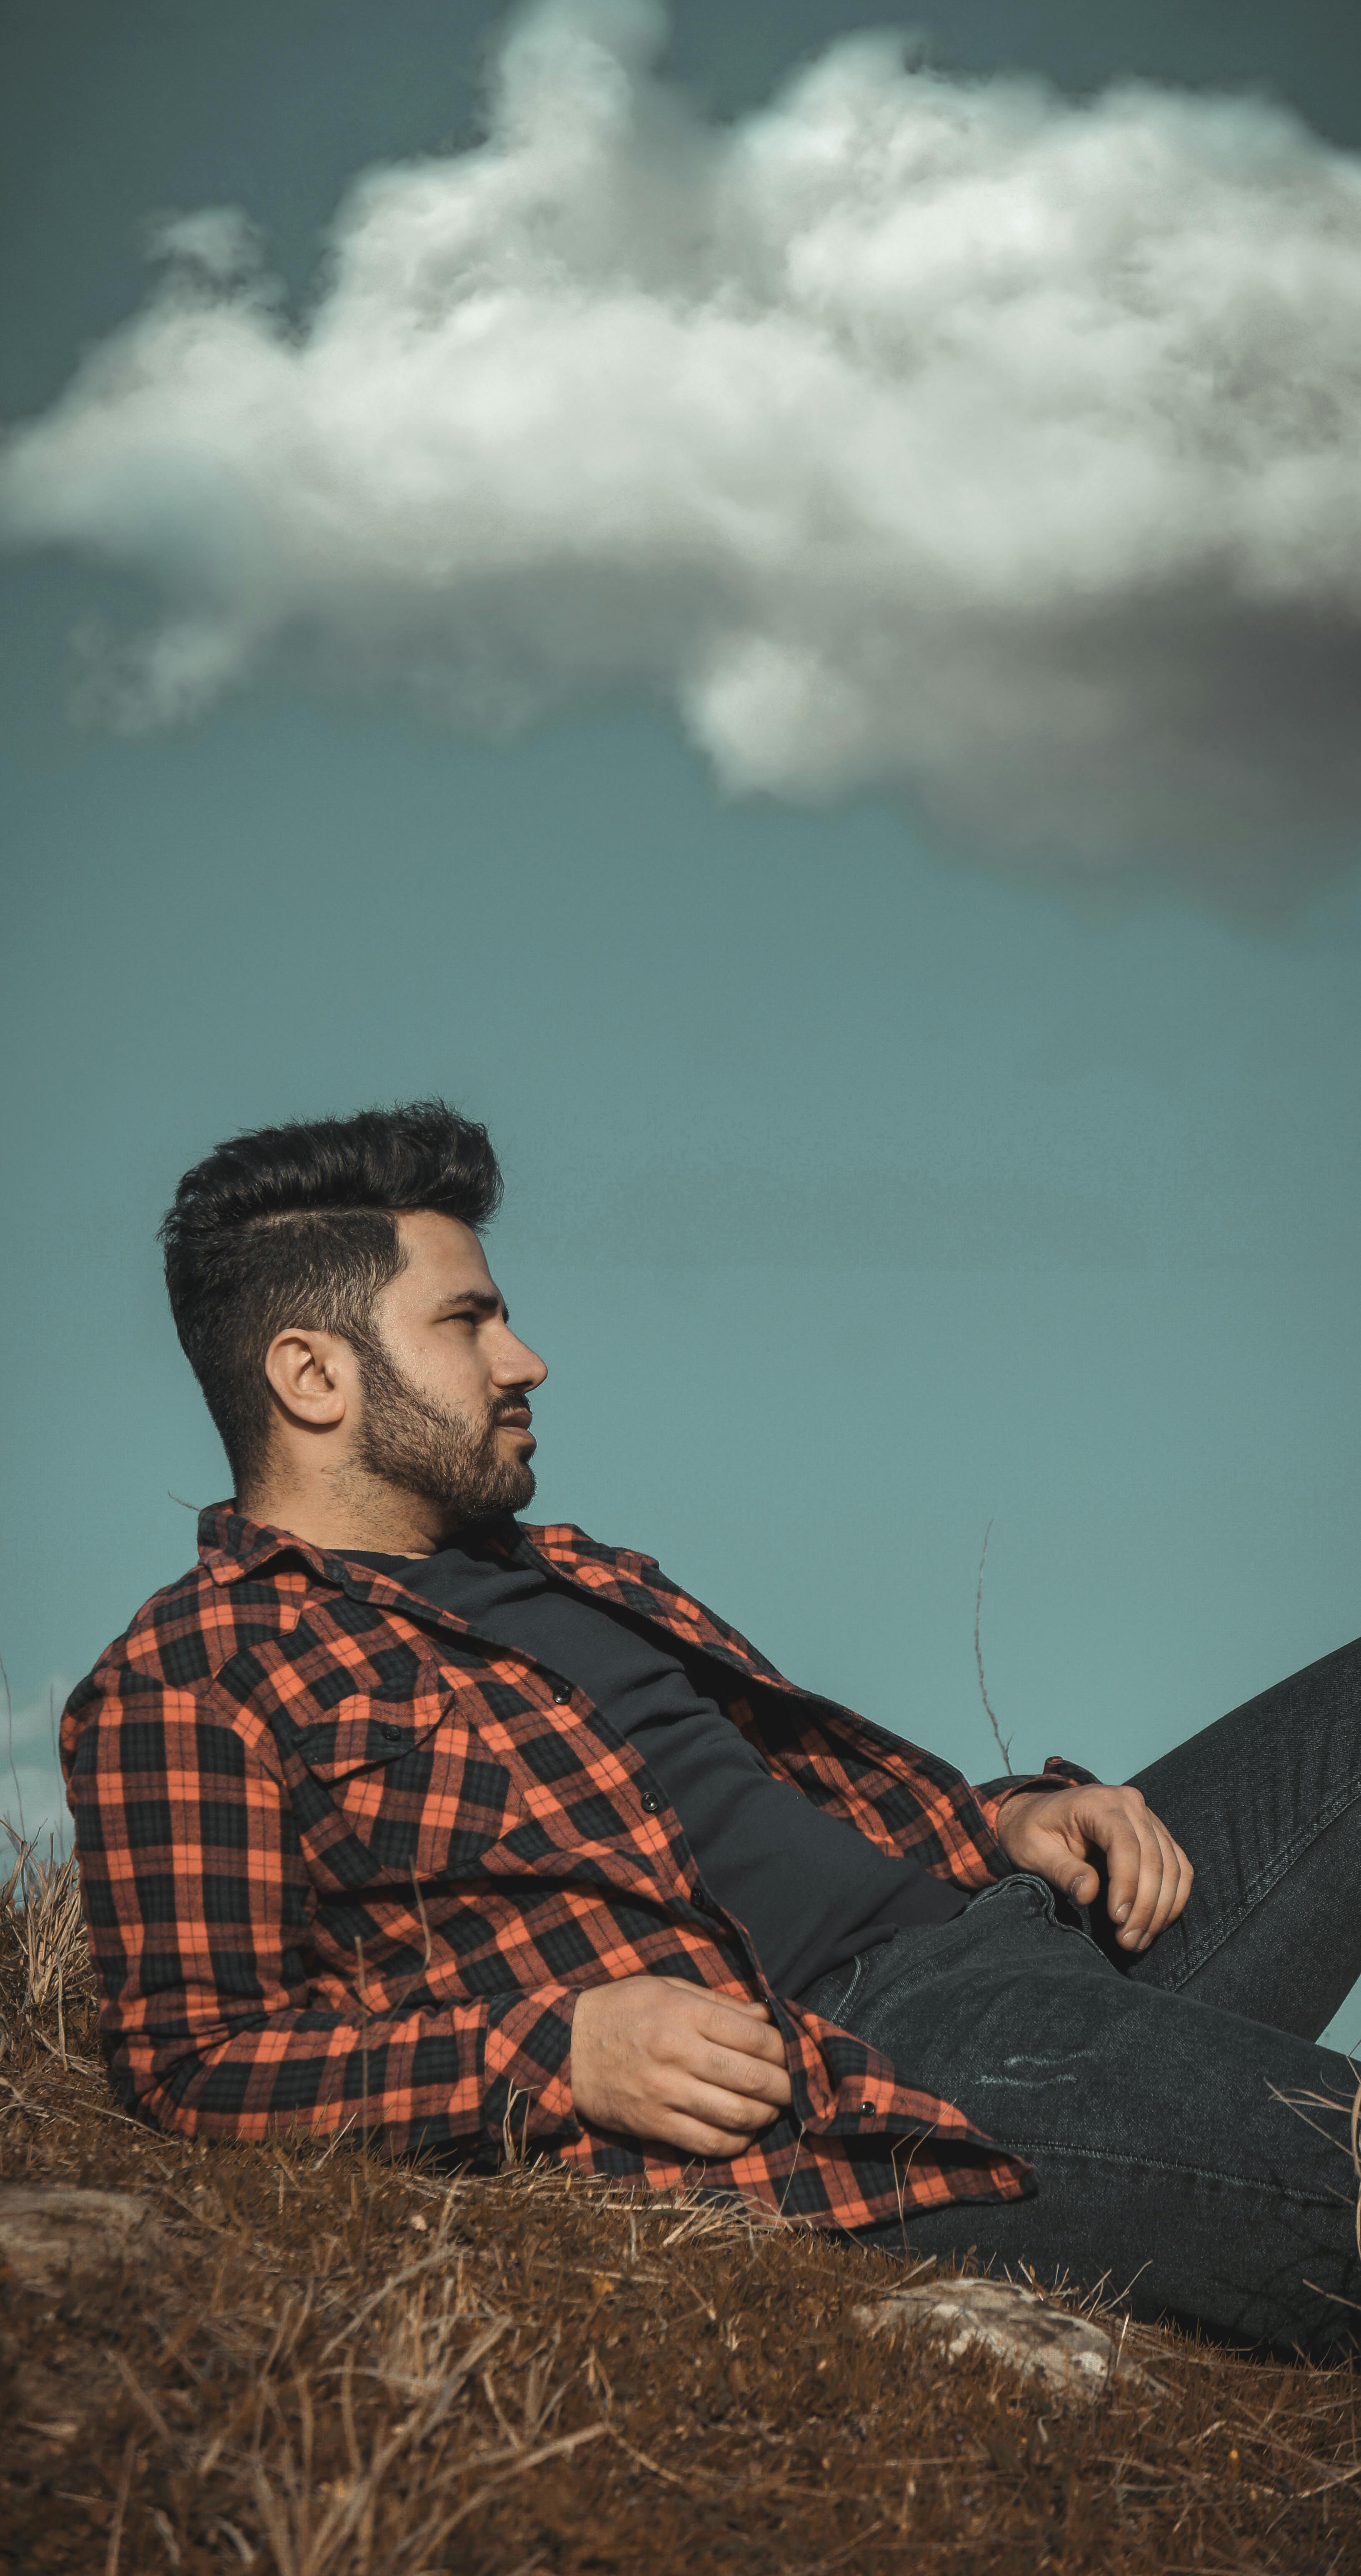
[61,1666,583,2159]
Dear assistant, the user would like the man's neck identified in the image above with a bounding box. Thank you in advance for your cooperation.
[239,1474,444,1558]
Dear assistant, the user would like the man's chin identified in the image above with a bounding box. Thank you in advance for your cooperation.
[485,1456,535,1516]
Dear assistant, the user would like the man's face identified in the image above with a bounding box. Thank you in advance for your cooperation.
[352,1211,547,1533]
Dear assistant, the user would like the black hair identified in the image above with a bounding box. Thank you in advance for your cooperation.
[160,1100,502,1495]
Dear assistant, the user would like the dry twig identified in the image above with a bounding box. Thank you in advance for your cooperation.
[973,1522,1014,1775]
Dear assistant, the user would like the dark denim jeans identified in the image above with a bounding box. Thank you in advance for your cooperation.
[803,1636,1361,2358]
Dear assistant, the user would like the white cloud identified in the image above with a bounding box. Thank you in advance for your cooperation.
[5,0,1361,893]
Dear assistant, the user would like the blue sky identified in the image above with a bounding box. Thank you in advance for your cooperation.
[4,0,1360,2031]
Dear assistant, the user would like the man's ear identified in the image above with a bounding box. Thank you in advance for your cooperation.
[263,1328,350,1430]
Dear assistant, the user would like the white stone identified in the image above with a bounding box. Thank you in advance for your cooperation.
[0,2186,165,2292]
[853,2275,1163,2406]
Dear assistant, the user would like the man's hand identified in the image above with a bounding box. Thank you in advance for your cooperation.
[570,1975,793,2157]
[994,1782,1193,1951]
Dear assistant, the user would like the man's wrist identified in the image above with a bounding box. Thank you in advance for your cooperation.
[993,1786,1045,1860]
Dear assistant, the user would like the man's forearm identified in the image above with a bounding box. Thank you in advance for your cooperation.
[113,1982,583,2157]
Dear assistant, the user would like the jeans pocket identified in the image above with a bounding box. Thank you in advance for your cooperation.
[975,1870,1050,1911]
[805,1952,867,2027]
[993,1868,1112,1961]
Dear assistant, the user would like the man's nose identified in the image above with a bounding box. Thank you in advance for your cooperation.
[497,1334,547,1389]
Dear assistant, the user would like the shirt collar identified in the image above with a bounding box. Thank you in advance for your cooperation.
[196,1499,526,1588]
[197,1501,334,1584]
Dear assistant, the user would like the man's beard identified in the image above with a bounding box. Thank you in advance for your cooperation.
[352,1334,536,1531]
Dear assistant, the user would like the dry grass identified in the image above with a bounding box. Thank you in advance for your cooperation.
[2,1829,90,2072]
[3,1846,1361,2573]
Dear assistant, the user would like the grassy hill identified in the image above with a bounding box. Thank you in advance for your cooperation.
[4,1841,1360,2574]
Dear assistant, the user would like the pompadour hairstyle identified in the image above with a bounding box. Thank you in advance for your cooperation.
[161,1100,502,1494]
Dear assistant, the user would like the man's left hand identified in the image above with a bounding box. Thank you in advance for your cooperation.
[994,1782,1193,1951]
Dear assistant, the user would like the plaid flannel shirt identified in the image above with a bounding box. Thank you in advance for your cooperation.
[62,1504,1085,2231]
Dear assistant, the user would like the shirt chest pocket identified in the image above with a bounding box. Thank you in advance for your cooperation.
[289,1694,525,1889]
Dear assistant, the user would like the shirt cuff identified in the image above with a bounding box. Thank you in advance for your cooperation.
[482,1988,583,2148]
[972,1755,1097,1841]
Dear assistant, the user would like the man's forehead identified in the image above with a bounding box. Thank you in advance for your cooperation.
[393,1209,498,1296]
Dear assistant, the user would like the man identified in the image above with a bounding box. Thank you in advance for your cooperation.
[64,1102,1361,2355]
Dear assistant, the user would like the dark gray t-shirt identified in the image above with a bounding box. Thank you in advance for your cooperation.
[345,1524,965,1998]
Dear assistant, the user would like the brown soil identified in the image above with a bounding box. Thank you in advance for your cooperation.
[3,1852,1360,2574]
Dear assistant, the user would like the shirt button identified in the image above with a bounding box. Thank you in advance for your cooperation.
[640,1790,661,1814]
[379,1722,404,1743]
[859,2101,874,2117]
[551,1683,571,1705]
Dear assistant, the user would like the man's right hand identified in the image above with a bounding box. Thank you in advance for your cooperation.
[569,1975,793,2157]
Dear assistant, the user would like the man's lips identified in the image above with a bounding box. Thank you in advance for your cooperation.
[497,1408,534,1438]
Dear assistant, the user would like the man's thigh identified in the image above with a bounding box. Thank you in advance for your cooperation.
[1122,1633,1361,2036]
[814,1878,1361,2355]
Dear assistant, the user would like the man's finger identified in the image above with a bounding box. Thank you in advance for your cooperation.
[1118,1845,1161,1943]
[1120,1821,1179,1947]
[1122,1842,1170,1946]
[660,2113,765,2159]
[1166,1838,1194,1922]
[1149,1825,1182,1931]
[674,1988,772,2020]
[1140,1824,1192,1946]
[676,2018,793,2106]
[695,2002,789,2067]
[1092,1811,1146,1927]
[672,2076,785,2135]
[659,1978,776,2029]
[693,2042,793,2109]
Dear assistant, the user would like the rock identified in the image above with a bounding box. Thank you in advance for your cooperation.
[0,2186,166,2292]
[852,2274,1163,2406]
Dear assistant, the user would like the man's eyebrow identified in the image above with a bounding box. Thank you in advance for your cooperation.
[437,1288,507,1318]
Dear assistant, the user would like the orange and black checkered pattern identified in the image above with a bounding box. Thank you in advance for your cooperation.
[61,1506,1082,2231]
